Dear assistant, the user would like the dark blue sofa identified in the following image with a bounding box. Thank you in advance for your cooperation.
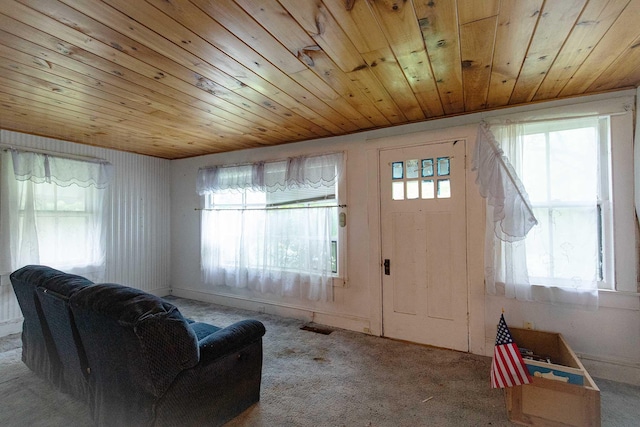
[10,265,266,427]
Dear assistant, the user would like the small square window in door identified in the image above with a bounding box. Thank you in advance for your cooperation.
[422,159,434,177]
[437,157,450,176]
[437,179,451,198]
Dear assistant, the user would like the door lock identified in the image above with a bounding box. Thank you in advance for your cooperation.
[383,259,390,275]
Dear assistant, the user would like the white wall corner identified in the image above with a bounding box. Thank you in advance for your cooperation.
[147,287,172,298]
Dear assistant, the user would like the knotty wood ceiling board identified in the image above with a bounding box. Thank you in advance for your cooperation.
[0,0,638,159]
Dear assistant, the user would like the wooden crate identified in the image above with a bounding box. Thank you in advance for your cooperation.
[505,327,600,427]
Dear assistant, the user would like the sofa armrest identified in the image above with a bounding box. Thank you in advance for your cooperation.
[198,319,265,364]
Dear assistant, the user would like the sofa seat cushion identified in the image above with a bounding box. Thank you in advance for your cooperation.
[190,322,221,340]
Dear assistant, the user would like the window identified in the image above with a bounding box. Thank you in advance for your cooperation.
[19,181,104,270]
[391,157,451,200]
[478,106,637,308]
[198,153,345,301]
[473,103,638,309]
[0,149,112,281]
[520,117,612,290]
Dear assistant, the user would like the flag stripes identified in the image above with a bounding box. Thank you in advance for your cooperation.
[490,342,530,388]
[490,314,532,388]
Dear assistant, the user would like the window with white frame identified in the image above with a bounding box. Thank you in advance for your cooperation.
[519,117,613,290]
[19,181,104,270]
[0,148,112,281]
[479,107,636,309]
[197,153,345,302]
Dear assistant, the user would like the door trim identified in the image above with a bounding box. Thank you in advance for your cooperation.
[378,139,468,351]
[365,125,485,355]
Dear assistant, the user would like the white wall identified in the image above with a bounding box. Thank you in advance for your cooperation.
[0,130,172,336]
[171,90,640,385]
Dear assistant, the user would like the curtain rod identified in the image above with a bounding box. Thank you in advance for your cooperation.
[0,143,109,164]
[484,109,630,125]
[195,204,347,211]
[200,151,344,170]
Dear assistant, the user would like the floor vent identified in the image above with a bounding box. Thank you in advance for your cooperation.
[300,324,333,335]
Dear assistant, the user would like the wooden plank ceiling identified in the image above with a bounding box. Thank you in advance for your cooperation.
[1,0,639,159]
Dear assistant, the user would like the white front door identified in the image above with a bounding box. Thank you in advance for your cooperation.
[380,140,468,351]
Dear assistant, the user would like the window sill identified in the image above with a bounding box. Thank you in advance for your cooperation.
[597,289,640,311]
[491,282,639,311]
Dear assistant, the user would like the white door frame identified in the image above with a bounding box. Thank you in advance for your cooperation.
[365,124,487,355]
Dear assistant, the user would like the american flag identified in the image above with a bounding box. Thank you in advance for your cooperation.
[490,314,532,388]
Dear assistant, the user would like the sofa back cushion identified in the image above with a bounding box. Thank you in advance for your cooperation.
[36,286,91,400]
[10,265,93,383]
[69,283,199,425]
[36,270,94,398]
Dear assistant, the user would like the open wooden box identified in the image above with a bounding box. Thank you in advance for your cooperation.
[505,327,600,427]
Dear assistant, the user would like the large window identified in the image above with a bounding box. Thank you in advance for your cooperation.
[520,118,612,290]
[19,181,104,271]
[478,106,636,309]
[198,153,345,301]
[0,149,112,281]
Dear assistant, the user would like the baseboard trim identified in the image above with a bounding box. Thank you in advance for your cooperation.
[484,338,640,386]
[577,353,640,386]
[147,287,172,297]
[0,318,22,338]
[171,287,371,334]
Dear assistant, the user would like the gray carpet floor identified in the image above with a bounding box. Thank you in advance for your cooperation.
[0,296,638,426]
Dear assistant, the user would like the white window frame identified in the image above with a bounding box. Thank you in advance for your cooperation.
[520,117,614,290]
[200,154,348,286]
[492,97,637,294]
[18,181,99,269]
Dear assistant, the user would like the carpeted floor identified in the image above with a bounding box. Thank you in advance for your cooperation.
[0,296,638,426]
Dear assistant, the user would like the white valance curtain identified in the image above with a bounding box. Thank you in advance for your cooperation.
[10,149,113,189]
[0,148,113,281]
[197,152,343,194]
[198,153,343,302]
[474,120,600,310]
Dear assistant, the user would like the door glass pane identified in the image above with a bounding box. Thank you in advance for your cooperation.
[422,159,434,177]
[392,162,404,179]
[437,157,450,176]
[406,180,419,199]
[392,182,404,200]
[406,159,419,179]
[437,179,451,198]
[421,180,435,199]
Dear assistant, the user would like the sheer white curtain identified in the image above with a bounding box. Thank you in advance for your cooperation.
[474,123,538,301]
[474,121,600,310]
[0,148,113,281]
[198,153,342,301]
[201,207,335,301]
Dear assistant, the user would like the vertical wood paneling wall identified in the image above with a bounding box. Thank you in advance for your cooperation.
[0,130,171,335]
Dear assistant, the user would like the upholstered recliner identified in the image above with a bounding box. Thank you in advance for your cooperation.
[69,283,265,427]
